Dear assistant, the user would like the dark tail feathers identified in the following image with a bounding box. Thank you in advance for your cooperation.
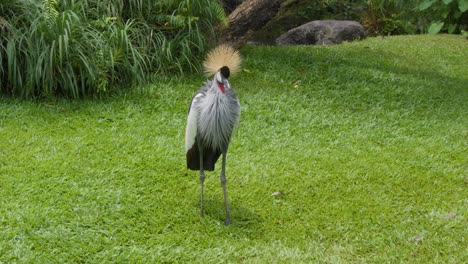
[186,143,222,171]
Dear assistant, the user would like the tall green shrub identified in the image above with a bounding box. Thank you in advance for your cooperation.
[356,0,419,35]
[0,0,226,98]
[417,0,468,34]
[329,0,467,34]
[1,0,148,97]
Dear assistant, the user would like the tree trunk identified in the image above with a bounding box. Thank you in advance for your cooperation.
[220,0,282,49]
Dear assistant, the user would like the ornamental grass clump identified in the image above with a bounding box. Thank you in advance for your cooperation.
[0,0,226,98]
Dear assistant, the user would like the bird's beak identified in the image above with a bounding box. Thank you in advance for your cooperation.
[223,79,230,89]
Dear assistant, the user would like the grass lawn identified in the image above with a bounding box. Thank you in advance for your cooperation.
[0,34,467,263]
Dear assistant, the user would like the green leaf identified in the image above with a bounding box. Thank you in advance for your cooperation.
[447,24,457,33]
[459,0,468,12]
[418,0,436,10]
[442,0,453,5]
[441,9,449,19]
[428,21,444,34]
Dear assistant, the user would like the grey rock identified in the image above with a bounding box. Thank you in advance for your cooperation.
[276,20,366,46]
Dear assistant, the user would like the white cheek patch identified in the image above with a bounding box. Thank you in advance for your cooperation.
[216,72,222,83]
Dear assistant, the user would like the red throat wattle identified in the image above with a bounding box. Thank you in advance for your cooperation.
[217,82,225,93]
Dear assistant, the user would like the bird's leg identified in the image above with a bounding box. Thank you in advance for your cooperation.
[220,150,231,225]
[198,143,205,218]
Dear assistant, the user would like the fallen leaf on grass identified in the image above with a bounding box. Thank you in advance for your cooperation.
[409,236,423,243]
[271,191,283,197]
[292,80,301,89]
[444,212,457,220]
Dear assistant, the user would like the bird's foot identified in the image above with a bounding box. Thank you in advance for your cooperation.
[224,219,231,225]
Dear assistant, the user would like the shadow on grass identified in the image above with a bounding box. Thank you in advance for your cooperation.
[199,197,263,230]
[242,41,467,112]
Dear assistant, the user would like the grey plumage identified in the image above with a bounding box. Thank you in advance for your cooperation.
[186,75,240,170]
[197,80,240,152]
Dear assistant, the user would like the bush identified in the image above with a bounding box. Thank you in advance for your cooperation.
[357,0,418,35]
[330,0,467,35]
[252,0,420,42]
[0,0,226,98]
[417,0,468,34]
[253,0,467,42]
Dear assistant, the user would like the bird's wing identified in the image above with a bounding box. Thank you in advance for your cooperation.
[185,93,204,153]
[234,99,241,129]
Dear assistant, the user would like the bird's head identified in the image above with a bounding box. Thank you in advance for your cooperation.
[203,45,240,94]
[215,66,230,93]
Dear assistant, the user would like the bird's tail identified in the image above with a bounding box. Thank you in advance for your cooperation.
[203,45,241,77]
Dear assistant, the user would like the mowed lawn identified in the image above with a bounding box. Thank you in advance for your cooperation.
[0,35,466,263]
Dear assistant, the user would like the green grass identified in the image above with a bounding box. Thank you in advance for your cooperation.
[0,34,467,262]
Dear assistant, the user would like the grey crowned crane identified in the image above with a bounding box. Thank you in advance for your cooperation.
[185,45,241,225]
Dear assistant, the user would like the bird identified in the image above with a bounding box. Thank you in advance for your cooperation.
[185,45,241,225]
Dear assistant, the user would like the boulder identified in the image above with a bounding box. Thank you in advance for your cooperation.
[276,20,366,46]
